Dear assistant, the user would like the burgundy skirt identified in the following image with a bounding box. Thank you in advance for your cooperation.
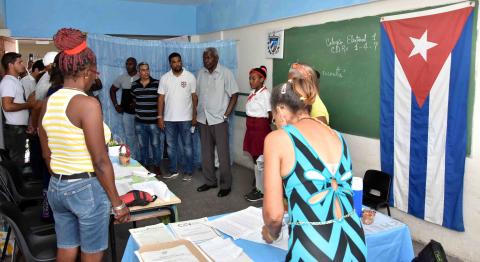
[243,116,271,157]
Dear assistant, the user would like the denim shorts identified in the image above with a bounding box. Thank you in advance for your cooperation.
[48,176,111,253]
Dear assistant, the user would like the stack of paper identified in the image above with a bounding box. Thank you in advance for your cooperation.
[198,237,251,262]
[129,223,176,247]
[170,218,221,244]
[208,206,289,250]
[208,206,263,239]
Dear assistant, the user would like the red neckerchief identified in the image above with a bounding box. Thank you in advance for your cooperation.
[247,86,267,102]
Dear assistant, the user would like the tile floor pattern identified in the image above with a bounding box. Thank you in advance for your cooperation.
[106,163,463,261]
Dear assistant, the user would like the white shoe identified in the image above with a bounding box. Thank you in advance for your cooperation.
[163,172,179,179]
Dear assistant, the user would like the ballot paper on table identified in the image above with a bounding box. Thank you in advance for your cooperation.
[209,206,290,250]
[208,206,265,239]
[169,218,221,244]
[129,223,176,247]
[241,223,289,251]
[197,237,251,262]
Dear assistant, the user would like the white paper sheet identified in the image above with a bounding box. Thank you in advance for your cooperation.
[198,237,251,262]
[241,224,289,251]
[108,146,120,157]
[115,180,133,196]
[132,181,171,201]
[209,207,290,251]
[113,162,133,178]
[129,223,176,247]
[208,206,265,239]
[170,218,221,244]
[140,245,199,262]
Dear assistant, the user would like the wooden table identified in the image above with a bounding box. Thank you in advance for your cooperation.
[109,156,182,261]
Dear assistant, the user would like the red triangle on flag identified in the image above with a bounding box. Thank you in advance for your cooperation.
[382,7,472,108]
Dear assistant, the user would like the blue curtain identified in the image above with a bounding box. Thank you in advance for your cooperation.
[87,34,237,143]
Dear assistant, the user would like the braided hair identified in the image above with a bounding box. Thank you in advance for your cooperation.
[53,28,96,77]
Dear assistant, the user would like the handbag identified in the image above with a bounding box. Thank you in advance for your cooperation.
[413,239,448,262]
[120,190,157,207]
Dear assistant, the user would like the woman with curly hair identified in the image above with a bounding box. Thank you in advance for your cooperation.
[38,28,130,261]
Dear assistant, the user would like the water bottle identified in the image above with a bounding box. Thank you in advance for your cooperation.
[256,155,264,192]
[352,177,363,218]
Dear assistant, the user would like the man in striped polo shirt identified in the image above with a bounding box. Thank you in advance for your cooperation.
[131,62,164,175]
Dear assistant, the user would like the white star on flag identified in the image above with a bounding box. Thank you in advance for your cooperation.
[408,30,438,61]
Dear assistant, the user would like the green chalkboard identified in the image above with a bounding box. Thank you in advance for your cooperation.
[273,4,477,154]
[273,16,381,138]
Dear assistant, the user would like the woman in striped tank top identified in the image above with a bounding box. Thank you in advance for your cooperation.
[262,64,367,261]
[38,28,130,262]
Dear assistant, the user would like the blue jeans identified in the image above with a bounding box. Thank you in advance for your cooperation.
[123,113,138,159]
[134,122,164,166]
[165,121,193,174]
[47,177,110,253]
[179,125,201,170]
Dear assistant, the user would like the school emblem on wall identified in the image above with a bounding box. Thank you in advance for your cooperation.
[265,29,284,59]
[181,81,187,88]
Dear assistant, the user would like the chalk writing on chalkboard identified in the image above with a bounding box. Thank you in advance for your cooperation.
[321,66,346,79]
[325,33,378,55]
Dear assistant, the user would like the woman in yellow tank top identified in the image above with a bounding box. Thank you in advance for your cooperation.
[38,28,130,262]
[288,63,330,125]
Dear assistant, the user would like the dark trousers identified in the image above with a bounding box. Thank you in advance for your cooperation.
[4,124,27,167]
[29,135,50,187]
[199,122,231,189]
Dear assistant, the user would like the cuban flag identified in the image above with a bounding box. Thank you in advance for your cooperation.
[380,2,474,231]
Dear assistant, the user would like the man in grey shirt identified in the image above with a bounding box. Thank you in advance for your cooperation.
[110,57,140,159]
[196,47,238,197]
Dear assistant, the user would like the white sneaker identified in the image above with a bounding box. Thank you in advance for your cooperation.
[162,172,179,179]
[182,174,193,182]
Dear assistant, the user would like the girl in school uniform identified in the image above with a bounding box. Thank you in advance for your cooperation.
[243,66,272,202]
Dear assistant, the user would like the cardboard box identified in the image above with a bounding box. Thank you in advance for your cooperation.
[135,239,212,262]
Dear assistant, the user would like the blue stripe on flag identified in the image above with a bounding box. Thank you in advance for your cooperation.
[442,12,472,232]
[380,26,395,206]
[408,95,429,218]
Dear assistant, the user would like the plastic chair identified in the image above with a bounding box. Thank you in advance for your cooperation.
[0,161,43,207]
[362,169,391,216]
[0,170,54,260]
[0,201,56,261]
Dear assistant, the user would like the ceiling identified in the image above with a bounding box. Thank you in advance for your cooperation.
[122,0,211,5]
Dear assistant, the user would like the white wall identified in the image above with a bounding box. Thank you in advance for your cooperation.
[193,0,480,261]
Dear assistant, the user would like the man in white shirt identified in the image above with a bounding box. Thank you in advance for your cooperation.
[0,52,35,166]
[20,59,45,98]
[34,51,58,101]
[158,53,197,181]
